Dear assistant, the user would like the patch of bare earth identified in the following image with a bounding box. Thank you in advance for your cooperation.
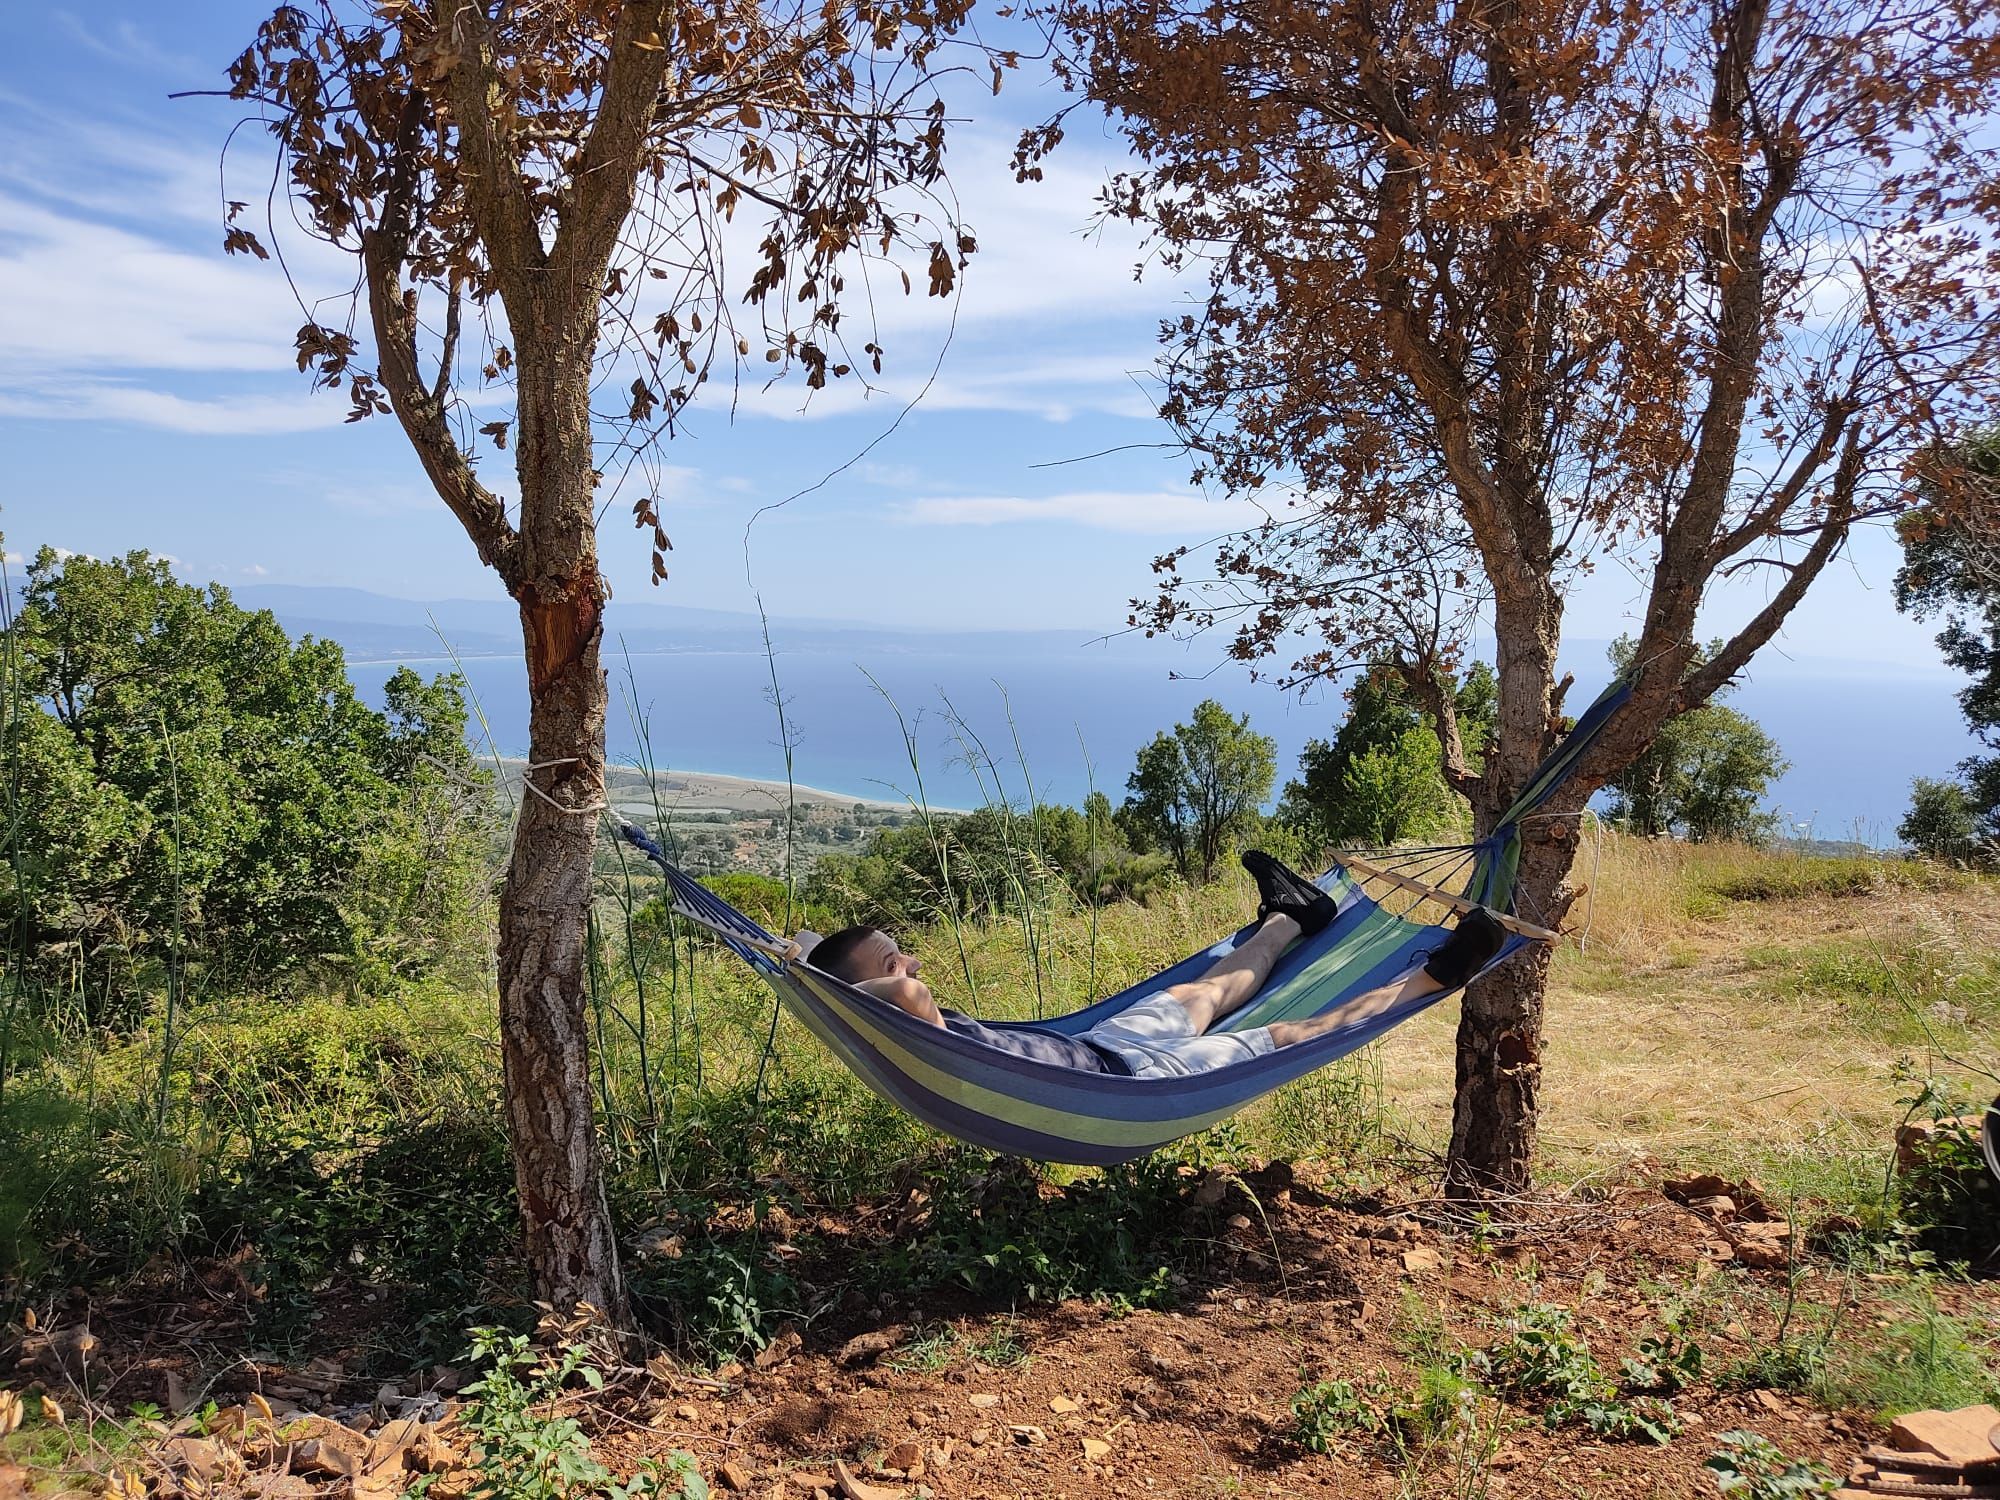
[19,1168,1996,1500]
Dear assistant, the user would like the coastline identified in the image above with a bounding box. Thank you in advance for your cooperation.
[499,757,919,815]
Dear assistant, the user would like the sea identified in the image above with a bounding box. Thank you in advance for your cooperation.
[344,638,1984,846]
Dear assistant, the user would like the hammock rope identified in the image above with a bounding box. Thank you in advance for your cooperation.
[612,671,1636,1165]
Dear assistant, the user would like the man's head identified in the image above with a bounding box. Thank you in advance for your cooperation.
[808,925,923,984]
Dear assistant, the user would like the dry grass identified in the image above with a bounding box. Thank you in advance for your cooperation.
[1376,833,1998,1183]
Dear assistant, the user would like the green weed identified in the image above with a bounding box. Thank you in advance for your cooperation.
[1702,1430,1839,1497]
[1289,1375,1386,1453]
[1465,1302,1680,1444]
[444,1330,707,1500]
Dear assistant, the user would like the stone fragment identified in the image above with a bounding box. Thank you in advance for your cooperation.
[1400,1246,1443,1274]
[1081,1438,1112,1462]
[718,1460,754,1492]
[968,1393,1000,1409]
[836,1329,905,1368]
[833,1460,901,1500]
[1889,1405,2000,1468]
[1049,1396,1080,1414]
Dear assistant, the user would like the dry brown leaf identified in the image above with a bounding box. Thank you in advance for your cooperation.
[0,1393,21,1437]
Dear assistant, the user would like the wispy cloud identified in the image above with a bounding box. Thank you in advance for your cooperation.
[896,489,1266,535]
[50,14,208,77]
[0,381,342,435]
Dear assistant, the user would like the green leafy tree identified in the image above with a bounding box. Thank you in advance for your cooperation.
[1119,700,1277,883]
[1603,640,1785,843]
[1280,664,1493,846]
[1899,777,1986,865]
[0,550,488,1010]
[1895,432,2000,850]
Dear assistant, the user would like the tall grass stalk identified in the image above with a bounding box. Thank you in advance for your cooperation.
[153,716,187,1132]
[0,545,26,1099]
[427,610,516,819]
[1078,727,1101,1003]
[753,595,800,1105]
[939,691,1051,1017]
[864,672,982,1010]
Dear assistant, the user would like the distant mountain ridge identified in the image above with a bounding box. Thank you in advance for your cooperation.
[231,583,1129,662]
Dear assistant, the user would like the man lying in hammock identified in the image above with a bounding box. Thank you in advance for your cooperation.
[807,851,1507,1080]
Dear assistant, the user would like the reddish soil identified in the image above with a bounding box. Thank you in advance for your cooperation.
[8,1164,1997,1500]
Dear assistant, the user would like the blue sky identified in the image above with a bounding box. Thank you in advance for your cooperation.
[0,2,1969,672]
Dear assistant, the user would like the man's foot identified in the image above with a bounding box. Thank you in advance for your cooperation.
[1421,907,1508,988]
[1242,850,1338,938]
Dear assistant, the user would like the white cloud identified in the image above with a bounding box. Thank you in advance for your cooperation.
[896,489,1266,535]
[0,107,1178,431]
[50,14,207,77]
[0,381,345,435]
[0,194,319,378]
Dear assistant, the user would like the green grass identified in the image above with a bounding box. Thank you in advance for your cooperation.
[1832,1302,2000,1417]
[1742,929,2000,1047]
[1696,855,1971,904]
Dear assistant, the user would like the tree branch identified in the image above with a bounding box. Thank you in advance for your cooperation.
[437,2,550,294]
[1680,428,1864,709]
[550,1,677,285]
[365,95,522,589]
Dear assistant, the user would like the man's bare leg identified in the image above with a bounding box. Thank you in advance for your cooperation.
[1159,913,1303,1033]
[1265,967,1444,1048]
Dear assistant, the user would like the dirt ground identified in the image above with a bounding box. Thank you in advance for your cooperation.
[11,1162,1994,1500]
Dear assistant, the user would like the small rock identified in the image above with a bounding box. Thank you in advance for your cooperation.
[969,1425,992,1446]
[677,1404,700,1420]
[718,1460,754,1492]
[1049,1396,1080,1414]
[883,1442,923,1470]
[163,1438,223,1482]
[787,1472,836,1494]
[1400,1246,1443,1274]
[836,1329,905,1368]
[968,1393,1000,1409]
[1081,1438,1112,1462]
[1010,1424,1048,1446]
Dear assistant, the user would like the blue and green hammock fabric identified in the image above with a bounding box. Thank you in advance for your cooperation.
[619,672,1636,1166]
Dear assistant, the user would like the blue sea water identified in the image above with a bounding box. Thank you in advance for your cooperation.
[345,639,1983,844]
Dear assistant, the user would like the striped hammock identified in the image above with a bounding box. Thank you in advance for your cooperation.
[617,673,1633,1165]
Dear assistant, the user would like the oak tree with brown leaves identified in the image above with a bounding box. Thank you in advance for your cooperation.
[1028,0,2000,1190]
[220,0,983,1320]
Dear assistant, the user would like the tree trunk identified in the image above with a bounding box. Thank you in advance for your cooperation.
[495,315,626,1327]
[1444,816,1581,1192]
[1444,578,1574,1196]
[497,579,625,1324]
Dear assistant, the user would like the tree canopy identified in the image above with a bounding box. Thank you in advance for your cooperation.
[1280,664,1494,848]
[1602,640,1785,844]
[1896,431,2000,856]
[0,549,490,1014]
[1120,700,1277,883]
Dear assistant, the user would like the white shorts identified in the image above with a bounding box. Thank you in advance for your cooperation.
[1081,994,1276,1079]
